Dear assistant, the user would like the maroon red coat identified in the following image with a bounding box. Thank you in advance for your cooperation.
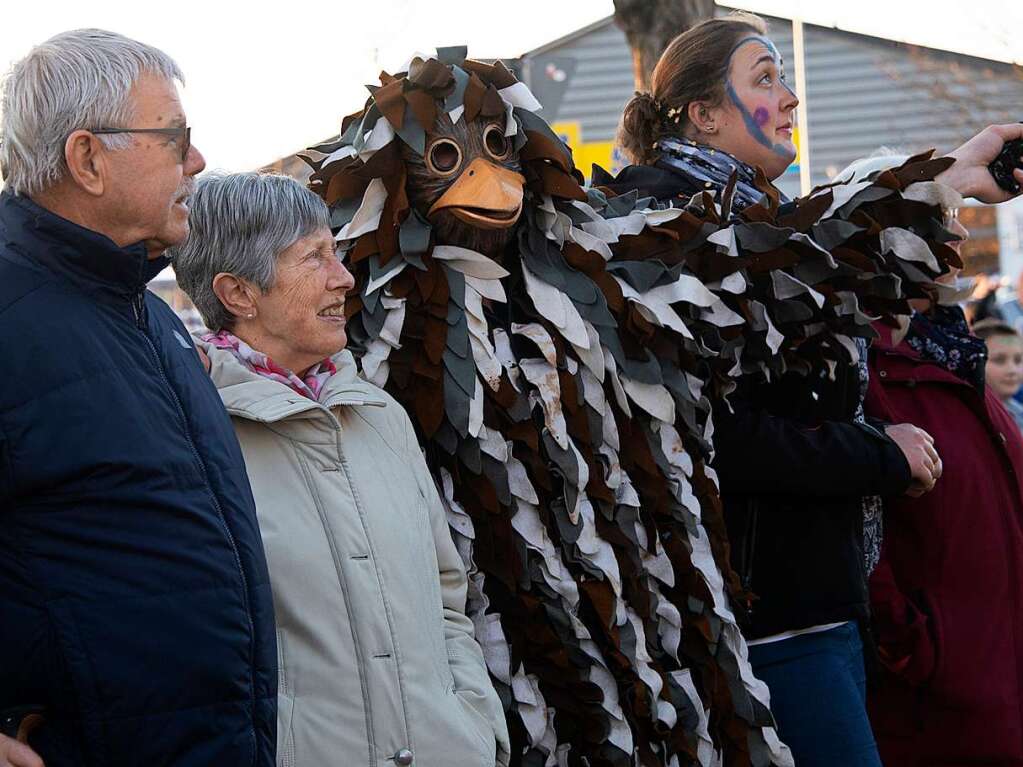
[865,323,1023,766]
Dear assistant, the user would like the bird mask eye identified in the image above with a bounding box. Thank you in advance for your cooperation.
[483,123,511,161]
[426,138,462,176]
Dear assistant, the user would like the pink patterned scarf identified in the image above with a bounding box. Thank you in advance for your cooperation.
[203,330,337,401]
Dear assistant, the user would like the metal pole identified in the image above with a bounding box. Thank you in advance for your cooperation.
[791,17,812,196]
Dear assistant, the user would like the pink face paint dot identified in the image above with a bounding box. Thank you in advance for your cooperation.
[753,107,770,127]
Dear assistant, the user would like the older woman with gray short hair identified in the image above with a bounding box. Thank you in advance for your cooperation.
[174,172,508,767]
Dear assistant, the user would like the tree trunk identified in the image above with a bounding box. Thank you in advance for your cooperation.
[613,0,716,92]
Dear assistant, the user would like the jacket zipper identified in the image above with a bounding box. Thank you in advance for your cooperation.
[740,498,758,617]
[132,290,259,764]
[297,405,383,763]
[131,291,145,326]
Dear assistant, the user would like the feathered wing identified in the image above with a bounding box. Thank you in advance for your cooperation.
[596,152,964,386]
[308,51,957,767]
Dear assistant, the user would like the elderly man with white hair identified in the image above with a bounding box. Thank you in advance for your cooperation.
[0,30,277,767]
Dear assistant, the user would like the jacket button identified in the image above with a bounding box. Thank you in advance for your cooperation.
[394,749,414,765]
[879,370,888,378]
[1000,432,1008,444]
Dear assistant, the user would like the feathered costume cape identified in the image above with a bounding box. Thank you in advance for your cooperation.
[305,48,961,767]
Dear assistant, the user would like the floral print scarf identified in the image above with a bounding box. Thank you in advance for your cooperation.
[203,330,337,401]
[906,305,987,391]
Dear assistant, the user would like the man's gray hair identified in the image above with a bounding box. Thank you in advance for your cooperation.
[172,172,331,331]
[1,28,183,196]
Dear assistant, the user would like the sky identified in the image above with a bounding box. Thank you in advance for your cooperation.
[2,0,1022,174]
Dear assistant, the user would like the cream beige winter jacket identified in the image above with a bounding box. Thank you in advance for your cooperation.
[205,344,509,767]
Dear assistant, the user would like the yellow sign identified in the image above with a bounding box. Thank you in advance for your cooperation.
[552,120,802,178]
[785,126,802,174]
[551,121,622,180]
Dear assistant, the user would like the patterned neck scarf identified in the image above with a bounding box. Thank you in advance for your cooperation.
[906,305,987,391]
[656,136,786,213]
[203,330,337,401]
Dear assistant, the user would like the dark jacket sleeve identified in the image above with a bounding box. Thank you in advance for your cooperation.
[711,395,913,499]
[0,424,9,510]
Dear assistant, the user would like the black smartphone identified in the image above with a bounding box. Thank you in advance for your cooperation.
[988,135,1023,194]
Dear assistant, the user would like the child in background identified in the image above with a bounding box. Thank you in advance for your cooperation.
[974,319,1023,434]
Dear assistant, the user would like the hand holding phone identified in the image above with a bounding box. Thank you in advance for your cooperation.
[989,136,1023,194]
[938,123,1023,203]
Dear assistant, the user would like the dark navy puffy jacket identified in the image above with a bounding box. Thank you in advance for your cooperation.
[0,192,277,767]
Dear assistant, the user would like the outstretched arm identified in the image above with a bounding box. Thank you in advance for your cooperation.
[937,123,1023,204]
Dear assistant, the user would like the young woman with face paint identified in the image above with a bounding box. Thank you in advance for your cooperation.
[604,12,1023,767]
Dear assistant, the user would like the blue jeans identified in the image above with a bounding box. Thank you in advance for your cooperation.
[748,622,882,767]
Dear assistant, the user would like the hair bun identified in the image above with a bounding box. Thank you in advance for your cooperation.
[630,91,662,120]
[618,91,664,166]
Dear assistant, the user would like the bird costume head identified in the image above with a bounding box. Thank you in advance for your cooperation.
[401,90,523,255]
[310,46,586,259]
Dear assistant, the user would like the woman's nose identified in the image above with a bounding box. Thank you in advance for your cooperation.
[328,260,356,292]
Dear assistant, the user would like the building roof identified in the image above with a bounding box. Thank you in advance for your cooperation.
[521,15,619,59]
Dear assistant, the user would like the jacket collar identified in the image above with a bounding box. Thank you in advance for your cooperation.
[592,162,693,202]
[871,320,980,388]
[871,321,916,357]
[204,342,387,423]
[0,191,167,296]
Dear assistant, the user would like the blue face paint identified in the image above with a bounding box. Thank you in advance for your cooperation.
[724,35,795,160]
[728,34,779,60]
[725,81,793,157]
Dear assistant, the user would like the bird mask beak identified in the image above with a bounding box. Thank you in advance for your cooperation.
[427,157,525,230]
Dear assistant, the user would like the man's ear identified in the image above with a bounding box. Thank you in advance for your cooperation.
[64,130,107,196]
[212,273,258,321]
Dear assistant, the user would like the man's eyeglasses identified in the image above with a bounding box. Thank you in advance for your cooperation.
[90,126,191,162]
